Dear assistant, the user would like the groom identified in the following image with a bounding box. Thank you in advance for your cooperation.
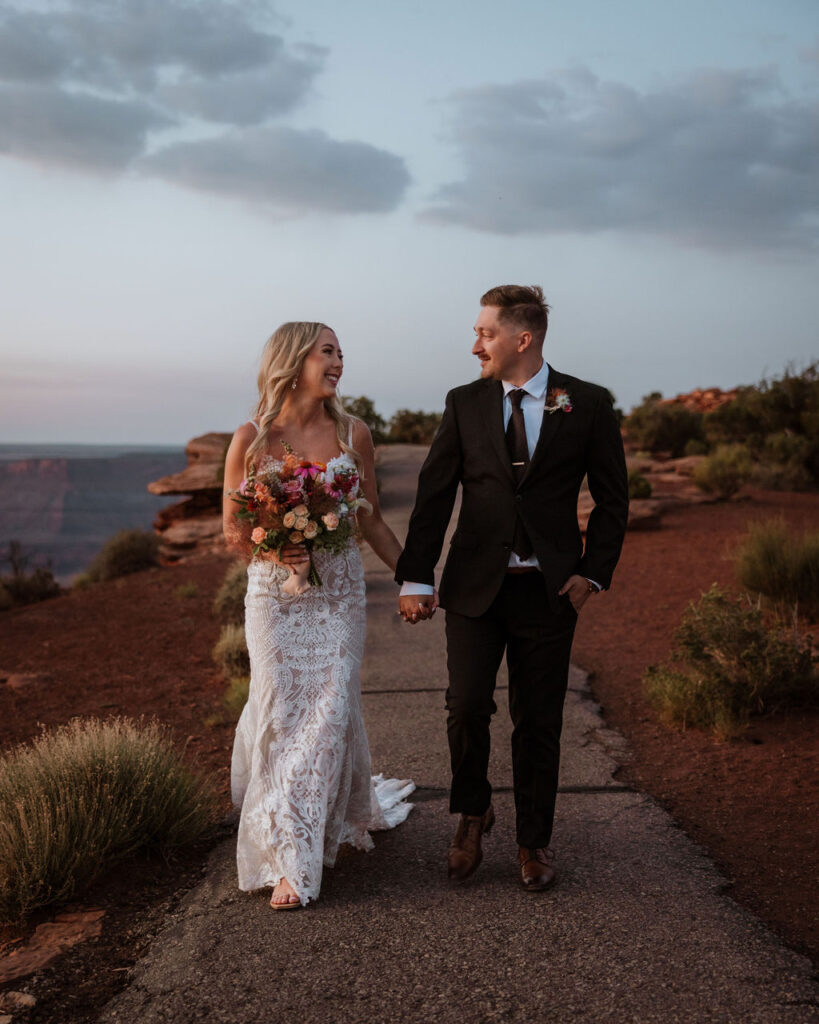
[396,284,628,891]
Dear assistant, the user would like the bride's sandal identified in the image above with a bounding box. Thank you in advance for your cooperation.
[270,880,301,911]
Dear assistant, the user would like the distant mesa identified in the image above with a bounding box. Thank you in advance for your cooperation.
[659,387,738,414]
[149,433,231,562]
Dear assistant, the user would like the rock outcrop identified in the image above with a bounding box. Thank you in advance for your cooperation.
[148,433,231,562]
[660,387,738,413]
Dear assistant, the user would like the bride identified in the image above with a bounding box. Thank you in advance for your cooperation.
[222,321,414,909]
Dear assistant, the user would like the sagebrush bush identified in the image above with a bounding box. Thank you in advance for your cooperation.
[683,438,709,457]
[223,676,250,718]
[212,623,249,677]
[643,584,817,739]
[692,444,753,499]
[0,567,60,609]
[82,529,160,583]
[625,393,705,457]
[0,717,217,922]
[213,561,247,625]
[175,582,199,599]
[734,519,819,617]
[388,409,442,445]
[628,469,652,500]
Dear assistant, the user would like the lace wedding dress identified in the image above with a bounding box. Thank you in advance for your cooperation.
[231,452,414,905]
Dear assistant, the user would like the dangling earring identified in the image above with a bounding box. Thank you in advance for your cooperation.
[291,376,298,391]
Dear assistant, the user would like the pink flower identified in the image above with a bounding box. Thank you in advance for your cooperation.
[303,521,318,539]
[251,527,267,544]
[322,512,340,531]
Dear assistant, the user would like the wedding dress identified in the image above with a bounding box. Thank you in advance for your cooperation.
[231,450,414,905]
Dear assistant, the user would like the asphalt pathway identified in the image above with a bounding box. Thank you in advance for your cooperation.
[101,446,818,1024]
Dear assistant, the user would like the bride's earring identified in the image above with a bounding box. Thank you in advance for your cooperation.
[291,376,298,391]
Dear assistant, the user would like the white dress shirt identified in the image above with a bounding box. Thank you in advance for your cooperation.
[400,362,600,596]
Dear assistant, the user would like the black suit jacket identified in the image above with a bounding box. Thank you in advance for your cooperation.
[395,366,629,617]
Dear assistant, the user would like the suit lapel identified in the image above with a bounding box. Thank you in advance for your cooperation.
[523,365,569,482]
[480,379,515,485]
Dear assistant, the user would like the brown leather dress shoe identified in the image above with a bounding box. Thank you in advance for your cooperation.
[447,805,495,882]
[518,846,556,891]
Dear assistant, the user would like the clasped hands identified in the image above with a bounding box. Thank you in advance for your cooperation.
[398,573,595,623]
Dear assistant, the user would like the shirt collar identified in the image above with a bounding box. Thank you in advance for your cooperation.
[502,360,549,400]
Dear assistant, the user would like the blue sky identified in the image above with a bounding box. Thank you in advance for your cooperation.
[1,0,817,444]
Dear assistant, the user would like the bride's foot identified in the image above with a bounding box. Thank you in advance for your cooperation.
[270,878,301,910]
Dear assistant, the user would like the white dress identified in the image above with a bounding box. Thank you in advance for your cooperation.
[230,451,414,905]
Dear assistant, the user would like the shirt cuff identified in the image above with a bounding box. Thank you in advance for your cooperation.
[586,578,602,592]
[400,582,435,596]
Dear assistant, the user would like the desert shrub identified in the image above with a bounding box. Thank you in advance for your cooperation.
[692,444,753,499]
[734,519,819,617]
[212,623,249,677]
[0,541,61,609]
[82,529,160,583]
[750,432,813,491]
[0,567,61,608]
[223,676,250,718]
[705,363,819,484]
[342,395,388,445]
[388,409,442,445]
[625,393,705,457]
[175,582,199,599]
[213,561,247,625]
[684,438,709,457]
[628,470,652,500]
[0,717,217,922]
[643,584,817,739]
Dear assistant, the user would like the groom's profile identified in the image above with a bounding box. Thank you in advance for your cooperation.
[396,284,629,890]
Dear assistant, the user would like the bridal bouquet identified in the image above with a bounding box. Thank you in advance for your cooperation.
[231,443,371,595]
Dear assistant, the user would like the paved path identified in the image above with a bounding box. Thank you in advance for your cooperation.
[102,446,818,1024]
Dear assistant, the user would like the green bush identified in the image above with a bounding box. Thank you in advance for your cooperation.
[683,438,709,457]
[212,623,249,677]
[213,561,247,625]
[628,470,652,500]
[625,393,705,457]
[175,582,199,599]
[82,529,160,583]
[0,567,61,608]
[223,676,250,718]
[643,584,817,739]
[734,519,819,617]
[692,444,753,499]
[388,409,442,445]
[0,717,217,922]
[342,395,388,445]
[705,363,819,484]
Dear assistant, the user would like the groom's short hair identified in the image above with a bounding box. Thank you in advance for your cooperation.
[481,284,550,344]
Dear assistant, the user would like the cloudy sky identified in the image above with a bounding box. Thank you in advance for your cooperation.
[1,0,817,444]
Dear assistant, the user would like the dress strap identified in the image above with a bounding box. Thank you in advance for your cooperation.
[347,419,353,446]
[247,419,261,434]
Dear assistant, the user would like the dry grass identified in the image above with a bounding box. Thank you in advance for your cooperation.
[0,717,217,923]
[734,519,819,618]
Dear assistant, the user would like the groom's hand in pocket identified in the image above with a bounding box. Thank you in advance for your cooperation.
[399,591,439,624]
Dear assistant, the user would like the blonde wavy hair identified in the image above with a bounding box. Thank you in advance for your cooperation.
[244,321,362,474]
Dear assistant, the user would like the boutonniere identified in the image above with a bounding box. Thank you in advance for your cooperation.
[544,387,572,414]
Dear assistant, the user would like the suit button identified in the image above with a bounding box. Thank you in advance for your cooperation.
[515,494,522,502]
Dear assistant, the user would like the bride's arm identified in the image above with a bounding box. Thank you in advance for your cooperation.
[222,424,258,558]
[221,425,307,566]
[352,420,403,573]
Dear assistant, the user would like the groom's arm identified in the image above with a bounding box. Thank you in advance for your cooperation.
[395,390,462,588]
[578,388,629,589]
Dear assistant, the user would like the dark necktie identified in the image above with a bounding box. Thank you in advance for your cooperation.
[505,389,533,560]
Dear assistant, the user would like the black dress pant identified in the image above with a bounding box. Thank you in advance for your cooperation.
[444,571,577,849]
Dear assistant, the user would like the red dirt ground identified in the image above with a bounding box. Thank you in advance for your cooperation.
[573,488,819,966]
[0,488,816,1019]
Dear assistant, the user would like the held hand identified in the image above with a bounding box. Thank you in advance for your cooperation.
[398,591,439,624]
[559,574,596,613]
[262,543,310,566]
